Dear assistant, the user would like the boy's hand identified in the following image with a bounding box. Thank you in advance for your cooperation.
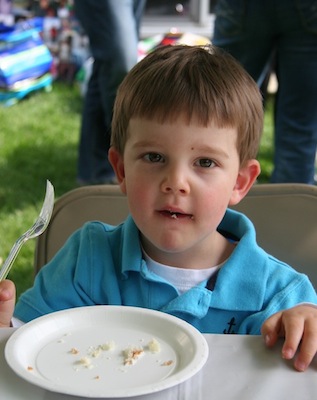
[0,280,16,327]
[262,305,317,372]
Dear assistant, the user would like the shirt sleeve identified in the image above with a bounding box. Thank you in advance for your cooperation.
[14,224,96,322]
[238,273,317,334]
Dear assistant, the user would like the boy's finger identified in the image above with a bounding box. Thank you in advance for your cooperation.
[0,280,16,328]
[261,311,283,347]
[0,280,15,301]
[294,321,317,372]
[281,316,304,361]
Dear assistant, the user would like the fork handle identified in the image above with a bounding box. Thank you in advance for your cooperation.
[0,239,24,281]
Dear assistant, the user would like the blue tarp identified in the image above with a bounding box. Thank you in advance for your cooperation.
[0,26,52,87]
[0,19,52,105]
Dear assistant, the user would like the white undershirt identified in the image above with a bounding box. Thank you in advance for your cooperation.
[143,251,220,294]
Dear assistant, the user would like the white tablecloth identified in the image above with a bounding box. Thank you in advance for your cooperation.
[1,328,316,400]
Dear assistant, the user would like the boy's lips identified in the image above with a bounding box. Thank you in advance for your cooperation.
[158,208,194,220]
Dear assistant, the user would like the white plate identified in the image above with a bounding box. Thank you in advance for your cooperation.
[5,306,209,398]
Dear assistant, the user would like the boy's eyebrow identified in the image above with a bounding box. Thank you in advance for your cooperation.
[130,140,163,149]
[194,145,230,159]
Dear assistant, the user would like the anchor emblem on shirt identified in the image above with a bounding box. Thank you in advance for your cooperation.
[223,317,236,334]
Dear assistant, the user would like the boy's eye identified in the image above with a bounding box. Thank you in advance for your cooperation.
[196,158,215,168]
[144,153,164,163]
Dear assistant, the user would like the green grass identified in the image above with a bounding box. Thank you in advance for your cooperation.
[258,95,275,182]
[0,83,275,300]
[0,82,82,299]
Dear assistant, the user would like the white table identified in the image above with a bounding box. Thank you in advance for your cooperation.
[1,328,316,400]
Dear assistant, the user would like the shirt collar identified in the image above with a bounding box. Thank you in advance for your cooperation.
[210,209,269,311]
[121,215,144,277]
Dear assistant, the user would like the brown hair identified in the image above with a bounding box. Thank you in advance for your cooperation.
[111,44,263,166]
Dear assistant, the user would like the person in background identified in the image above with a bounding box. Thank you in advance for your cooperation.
[213,0,317,184]
[74,0,147,185]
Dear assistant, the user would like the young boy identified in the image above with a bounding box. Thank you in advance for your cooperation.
[0,45,317,372]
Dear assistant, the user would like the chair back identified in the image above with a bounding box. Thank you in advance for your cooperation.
[231,183,317,289]
[34,183,317,289]
[34,185,129,273]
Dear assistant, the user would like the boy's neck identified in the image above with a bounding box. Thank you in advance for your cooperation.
[141,231,235,270]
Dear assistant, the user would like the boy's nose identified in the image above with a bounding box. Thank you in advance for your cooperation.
[161,166,190,194]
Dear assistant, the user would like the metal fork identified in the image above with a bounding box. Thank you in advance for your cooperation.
[0,180,55,281]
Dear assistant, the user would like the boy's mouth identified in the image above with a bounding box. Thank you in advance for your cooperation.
[160,210,194,220]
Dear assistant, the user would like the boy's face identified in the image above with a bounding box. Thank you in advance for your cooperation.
[109,115,259,267]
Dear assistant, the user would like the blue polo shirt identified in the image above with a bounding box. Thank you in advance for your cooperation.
[14,209,317,334]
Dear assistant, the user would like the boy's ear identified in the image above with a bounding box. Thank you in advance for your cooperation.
[108,147,127,194]
[229,159,261,206]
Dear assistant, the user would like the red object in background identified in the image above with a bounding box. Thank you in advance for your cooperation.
[160,32,183,46]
